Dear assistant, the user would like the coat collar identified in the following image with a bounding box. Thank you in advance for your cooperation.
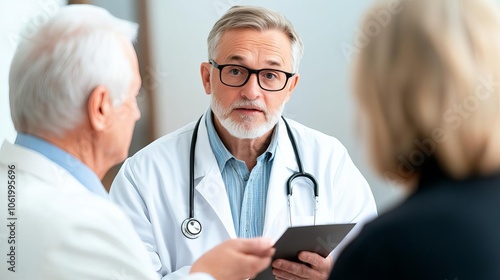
[14,133,107,199]
[0,140,86,192]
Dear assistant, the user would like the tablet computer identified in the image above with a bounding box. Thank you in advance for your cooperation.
[254,223,356,280]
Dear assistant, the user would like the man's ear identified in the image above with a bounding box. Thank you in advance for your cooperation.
[285,73,300,102]
[200,62,212,95]
[87,85,112,132]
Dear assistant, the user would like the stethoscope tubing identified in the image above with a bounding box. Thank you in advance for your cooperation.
[189,117,202,220]
[281,115,319,198]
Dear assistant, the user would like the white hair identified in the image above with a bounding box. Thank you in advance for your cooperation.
[9,4,138,136]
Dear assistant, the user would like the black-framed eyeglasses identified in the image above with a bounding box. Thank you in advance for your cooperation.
[209,59,295,92]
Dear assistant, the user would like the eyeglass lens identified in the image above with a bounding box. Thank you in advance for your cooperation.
[220,65,289,91]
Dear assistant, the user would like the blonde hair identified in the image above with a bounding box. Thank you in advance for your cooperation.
[354,0,500,185]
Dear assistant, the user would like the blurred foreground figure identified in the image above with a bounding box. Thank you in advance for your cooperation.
[330,0,500,279]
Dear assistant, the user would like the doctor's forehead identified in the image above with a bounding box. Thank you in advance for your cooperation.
[216,29,292,69]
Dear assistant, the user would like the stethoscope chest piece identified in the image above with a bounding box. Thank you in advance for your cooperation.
[181,218,202,239]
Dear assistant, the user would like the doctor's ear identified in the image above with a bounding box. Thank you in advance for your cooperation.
[284,73,300,102]
[288,73,300,94]
[200,62,212,95]
[87,85,112,132]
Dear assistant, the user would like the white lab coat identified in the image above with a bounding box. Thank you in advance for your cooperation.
[110,115,378,280]
[0,141,213,280]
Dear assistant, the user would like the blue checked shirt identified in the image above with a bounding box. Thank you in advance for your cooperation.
[205,112,278,237]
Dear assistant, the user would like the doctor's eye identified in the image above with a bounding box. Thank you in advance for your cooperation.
[225,66,247,77]
[261,71,280,81]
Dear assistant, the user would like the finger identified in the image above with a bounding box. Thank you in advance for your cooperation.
[298,251,330,268]
[272,268,304,280]
[274,276,290,280]
[241,254,273,279]
[272,259,310,277]
[235,238,274,256]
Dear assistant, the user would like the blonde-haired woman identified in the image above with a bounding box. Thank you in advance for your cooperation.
[330,0,500,278]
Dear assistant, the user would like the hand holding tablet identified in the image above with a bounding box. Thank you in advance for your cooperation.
[254,223,356,280]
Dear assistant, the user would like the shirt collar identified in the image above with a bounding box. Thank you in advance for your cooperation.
[205,109,279,171]
[15,133,108,199]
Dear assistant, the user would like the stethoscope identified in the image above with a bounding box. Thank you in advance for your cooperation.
[181,115,319,239]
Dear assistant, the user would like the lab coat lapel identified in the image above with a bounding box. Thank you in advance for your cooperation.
[192,115,237,238]
[262,118,298,239]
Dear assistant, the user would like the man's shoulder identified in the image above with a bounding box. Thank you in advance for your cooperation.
[0,141,125,223]
[0,163,133,253]
[284,118,346,150]
[15,175,129,230]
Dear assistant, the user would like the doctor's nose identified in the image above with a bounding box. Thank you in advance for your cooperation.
[240,73,262,100]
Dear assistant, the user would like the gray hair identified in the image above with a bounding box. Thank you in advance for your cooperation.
[207,5,304,72]
[9,4,138,136]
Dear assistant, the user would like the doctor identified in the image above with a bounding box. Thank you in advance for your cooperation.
[110,5,377,280]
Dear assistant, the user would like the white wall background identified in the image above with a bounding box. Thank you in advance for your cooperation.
[147,0,405,212]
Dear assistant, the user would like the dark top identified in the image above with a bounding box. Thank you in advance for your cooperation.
[330,158,500,280]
